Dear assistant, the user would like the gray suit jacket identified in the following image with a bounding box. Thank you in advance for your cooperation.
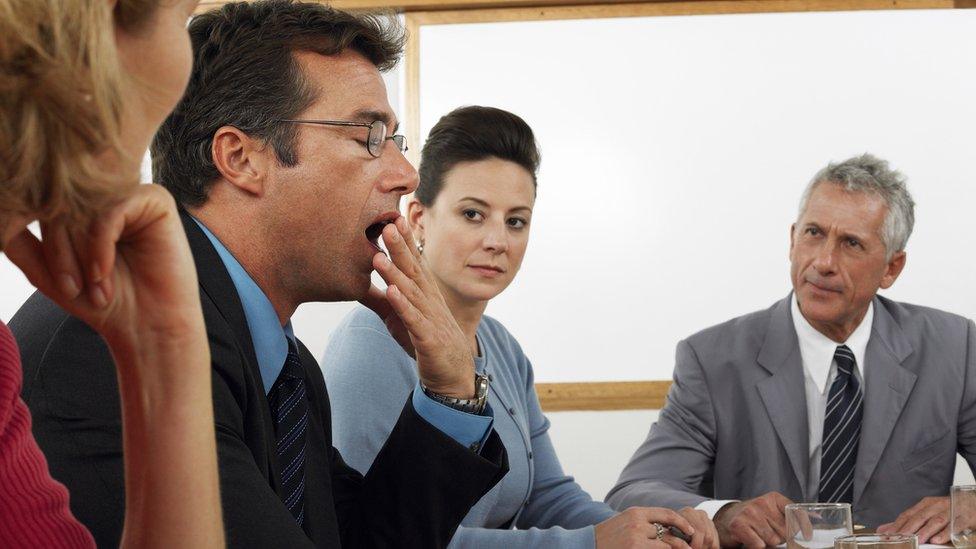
[606,294,976,527]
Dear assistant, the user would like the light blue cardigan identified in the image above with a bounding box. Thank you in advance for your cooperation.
[322,306,616,548]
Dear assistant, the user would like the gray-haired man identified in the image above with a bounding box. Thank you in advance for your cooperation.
[606,154,976,547]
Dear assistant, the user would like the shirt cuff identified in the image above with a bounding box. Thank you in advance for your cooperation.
[696,499,739,519]
[411,384,494,452]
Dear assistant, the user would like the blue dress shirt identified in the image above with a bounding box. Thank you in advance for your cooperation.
[192,217,492,449]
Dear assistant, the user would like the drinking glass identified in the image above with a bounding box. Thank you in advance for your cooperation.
[834,534,917,549]
[786,503,853,549]
[952,485,976,549]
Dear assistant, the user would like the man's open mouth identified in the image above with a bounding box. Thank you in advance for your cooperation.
[365,214,399,253]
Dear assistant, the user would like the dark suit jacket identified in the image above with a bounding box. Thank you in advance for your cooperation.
[12,211,508,548]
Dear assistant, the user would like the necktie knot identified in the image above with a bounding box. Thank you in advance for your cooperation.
[833,345,856,377]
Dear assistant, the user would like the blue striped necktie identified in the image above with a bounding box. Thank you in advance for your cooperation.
[818,344,863,504]
[269,340,308,525]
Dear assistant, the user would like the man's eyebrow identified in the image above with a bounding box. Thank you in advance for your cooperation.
[351,109,396,130]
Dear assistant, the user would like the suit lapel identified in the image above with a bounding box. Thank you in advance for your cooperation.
[181,210,260,370]
[854,297,916,506]
[756,295,811,498]
[180,210,280,485]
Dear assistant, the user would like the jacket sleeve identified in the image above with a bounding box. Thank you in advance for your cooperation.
[605,338,719,511]
[330,394,507,548]
[959,319,976,473]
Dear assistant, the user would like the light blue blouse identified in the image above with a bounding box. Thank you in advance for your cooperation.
[323,306,615,548]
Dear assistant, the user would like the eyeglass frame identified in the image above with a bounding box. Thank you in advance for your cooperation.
[278,118,408,158]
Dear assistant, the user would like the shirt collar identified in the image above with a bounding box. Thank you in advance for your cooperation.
[192,216,294,394]
[791,293,873,394]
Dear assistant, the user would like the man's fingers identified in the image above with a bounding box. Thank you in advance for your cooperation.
[373,249,429,317]
[771,493,795,510]
[930,525,951,545]
[766,512,788,543]
[900,508,940,536]
[876,522,895,534]
[39,221,84,300]
[797,508,815,540]
[381,221,430,293]
[887,501,927,533]
[383,284,431,340]
[737,525,766,549]
[916,515,949,544]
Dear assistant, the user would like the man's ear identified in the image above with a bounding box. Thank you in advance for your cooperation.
[880,250,907,289]
[405,199,426,245]
[211,126,271,197]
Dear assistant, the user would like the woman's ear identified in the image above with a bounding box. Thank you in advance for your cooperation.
[405,199,426,245]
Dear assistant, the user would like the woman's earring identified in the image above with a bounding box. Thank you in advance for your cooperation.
[417,240,425,255]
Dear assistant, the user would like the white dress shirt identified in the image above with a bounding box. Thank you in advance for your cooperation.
[697,295,874,517]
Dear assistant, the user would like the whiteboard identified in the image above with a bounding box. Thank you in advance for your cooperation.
[417,10,976,383]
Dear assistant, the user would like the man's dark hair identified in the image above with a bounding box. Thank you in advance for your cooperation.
[416,106,540,206]
[151,0,405,207]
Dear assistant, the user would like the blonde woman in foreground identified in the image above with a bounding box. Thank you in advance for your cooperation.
[0,0,222,547]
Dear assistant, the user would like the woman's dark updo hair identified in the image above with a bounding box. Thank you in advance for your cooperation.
[416,106,540,206]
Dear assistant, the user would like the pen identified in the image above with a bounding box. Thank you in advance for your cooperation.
[669,525,692,542]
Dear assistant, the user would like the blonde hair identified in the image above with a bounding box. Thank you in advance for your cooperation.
[0,0,156,223]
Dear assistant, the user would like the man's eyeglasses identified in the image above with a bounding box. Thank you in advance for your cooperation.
[279,119,407,158]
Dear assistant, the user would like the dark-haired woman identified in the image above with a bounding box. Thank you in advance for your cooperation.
[323,106,718,549]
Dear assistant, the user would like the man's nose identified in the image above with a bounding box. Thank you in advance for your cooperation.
[812,240,837,274]
[379,147,419,195]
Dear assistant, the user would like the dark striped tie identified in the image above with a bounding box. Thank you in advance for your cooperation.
[818,345,863,504]
[269,341,308,525]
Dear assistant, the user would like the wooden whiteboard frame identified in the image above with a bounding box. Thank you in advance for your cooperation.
[198,0,974,13]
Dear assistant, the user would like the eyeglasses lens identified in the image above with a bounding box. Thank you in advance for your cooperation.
[367,121,387,157]
[392,135,407,153]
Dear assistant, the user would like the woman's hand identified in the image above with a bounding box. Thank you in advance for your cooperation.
[5,184,205,353]
[596,507,710,549]
[6,183,221,547]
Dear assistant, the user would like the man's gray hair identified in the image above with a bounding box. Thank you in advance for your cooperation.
[797,153,915,259]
